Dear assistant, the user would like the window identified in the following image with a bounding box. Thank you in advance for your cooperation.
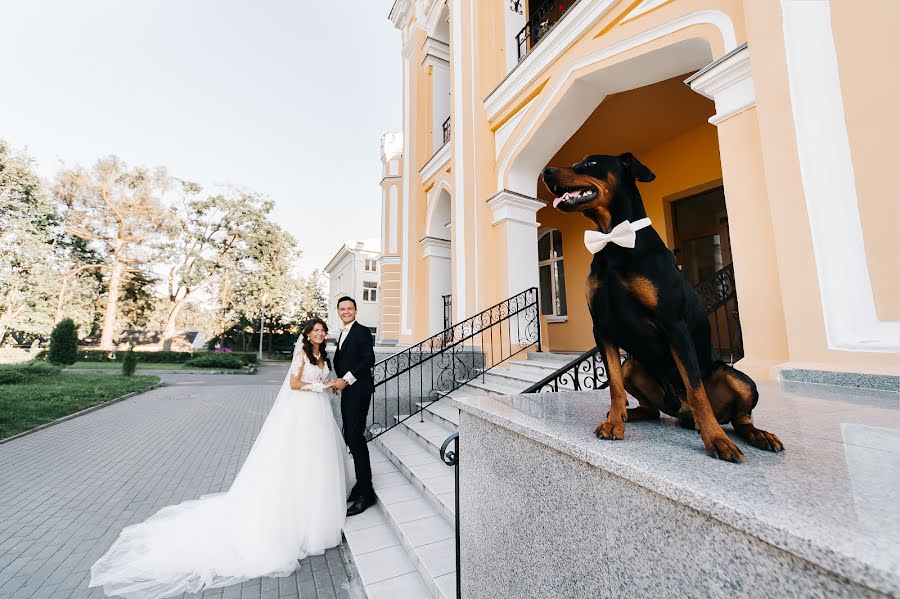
[363,281,378,302]
[538,230,567,318]
[364,258,377,273]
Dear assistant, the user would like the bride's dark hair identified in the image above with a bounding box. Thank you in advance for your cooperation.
[301,318,330,369]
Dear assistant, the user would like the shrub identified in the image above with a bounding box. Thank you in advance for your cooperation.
[122,348,138,377]
[183,354,244,369]
[47,319,79,365]
[0,362,62,385]
[65,349,258,365]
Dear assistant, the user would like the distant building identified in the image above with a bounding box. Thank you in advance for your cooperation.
[324,240,381,343]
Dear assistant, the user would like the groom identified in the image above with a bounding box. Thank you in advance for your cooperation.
[331,296,377,517]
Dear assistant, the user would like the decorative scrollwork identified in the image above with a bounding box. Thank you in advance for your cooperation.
[440,432,458,466]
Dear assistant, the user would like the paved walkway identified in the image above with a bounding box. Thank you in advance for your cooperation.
[0,366,362,599]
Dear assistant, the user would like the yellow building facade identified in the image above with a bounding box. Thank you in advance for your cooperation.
[379,0,900,381]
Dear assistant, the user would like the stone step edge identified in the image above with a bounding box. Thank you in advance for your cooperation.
[394,412,457,458]
[374,471,456,599]
[374,433,455,524]
[341,493,433,599]
[415,401,460,428]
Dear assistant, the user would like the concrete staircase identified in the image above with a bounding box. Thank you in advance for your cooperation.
[342,352,573,598]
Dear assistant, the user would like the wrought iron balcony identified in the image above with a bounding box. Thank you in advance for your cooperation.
[515,0,580,62]
[442,116,451,145]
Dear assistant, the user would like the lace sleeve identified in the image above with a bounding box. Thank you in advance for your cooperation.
[289,351,306,376]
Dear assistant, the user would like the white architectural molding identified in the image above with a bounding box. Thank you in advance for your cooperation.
[685,43,754,125]
[494,96,535,159]
[379,255,401,266]
[419,236,452,258]
[388,186,399,254]
[451,0,466,319]
[488,191,543,337]
[497,10,736,195]
[425,180,452,237]
[781,0,899,352]
[621,0,672,24]
[420,141,451,182]
[422,37,450,65]
[486,0,618,121]
[424,0,448,39]
[401,51,413,336]
[487,190,545,227]
[487,8,737,122]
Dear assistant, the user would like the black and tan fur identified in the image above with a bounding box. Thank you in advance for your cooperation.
[543,153,783,461]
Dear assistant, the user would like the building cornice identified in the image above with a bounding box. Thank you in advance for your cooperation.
[485,0,618,121]
[487,190,545,227]
[422,37,450,66]
[419,236,452,259]
[419,140,451,182]
[685,43,754,125]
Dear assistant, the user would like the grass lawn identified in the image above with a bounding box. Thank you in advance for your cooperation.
[67,361,242,371]
[0,373,159,440]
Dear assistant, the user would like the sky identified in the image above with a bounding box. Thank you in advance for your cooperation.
[0,0,402,274]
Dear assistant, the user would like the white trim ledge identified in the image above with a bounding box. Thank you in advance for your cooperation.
[487,190,546,227]
[685,43,754,125]
[545,315,568,324]
[420,141,451,182]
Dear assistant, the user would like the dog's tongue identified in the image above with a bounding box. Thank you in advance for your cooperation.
[553,192,573,208]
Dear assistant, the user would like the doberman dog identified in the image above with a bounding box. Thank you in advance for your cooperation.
[542,153,783,462]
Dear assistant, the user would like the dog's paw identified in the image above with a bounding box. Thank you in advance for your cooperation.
[703,432,745,463]
[744,427,784,452]
[595,418,625,440]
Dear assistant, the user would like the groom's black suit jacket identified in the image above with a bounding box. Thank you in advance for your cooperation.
[333,321,375,394]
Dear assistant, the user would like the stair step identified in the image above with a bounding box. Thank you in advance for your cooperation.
[456,378,524,397]
[346,444,456,599]
[393,412,456,457]
[415,400,460,428]
[374,429,456,522]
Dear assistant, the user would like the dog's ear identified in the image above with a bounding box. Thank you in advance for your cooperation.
[619,153,656,183]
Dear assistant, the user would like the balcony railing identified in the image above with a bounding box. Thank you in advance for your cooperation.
[442,116,451,145]
[515,0,580,62]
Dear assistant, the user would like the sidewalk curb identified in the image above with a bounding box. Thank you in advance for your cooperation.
[0,381,166,446]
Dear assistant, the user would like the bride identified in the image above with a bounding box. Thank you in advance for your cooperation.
[90,318,354,599]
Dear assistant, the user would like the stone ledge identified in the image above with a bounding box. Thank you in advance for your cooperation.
[452,381,900,596]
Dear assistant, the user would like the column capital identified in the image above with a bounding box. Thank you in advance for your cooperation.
[487,190,545,227]
[419,236,452,259]
[685,43,755,126]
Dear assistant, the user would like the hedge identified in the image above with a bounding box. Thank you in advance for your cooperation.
[183,354,245,369]
[34,349,258,365]
[0,362,62,385]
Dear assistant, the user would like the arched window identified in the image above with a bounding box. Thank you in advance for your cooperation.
[538,230,567,319]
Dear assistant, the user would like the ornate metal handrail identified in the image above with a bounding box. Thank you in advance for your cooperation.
[523,264,743,393]
[440,433,460,599]
[366,288,541,440]
[695,263,742,364]
[442,116,451,145]
[515,0,580,62]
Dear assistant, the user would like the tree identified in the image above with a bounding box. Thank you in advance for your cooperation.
[47,318,78,365]
[0,140,58,345]
[154,184,279,348]
[53,157,170,350]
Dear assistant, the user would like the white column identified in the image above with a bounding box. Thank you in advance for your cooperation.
[420,237,453,335]
[488,190,544,343]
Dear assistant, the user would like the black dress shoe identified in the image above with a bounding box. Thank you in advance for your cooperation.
[346,493,376,517]
[347,488,360,503]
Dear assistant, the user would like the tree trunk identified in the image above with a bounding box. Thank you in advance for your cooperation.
[0,324,8,347]
[162,300,185,351]
[267,318,274,354]
[99,257,124,351]
[55,275,71,324]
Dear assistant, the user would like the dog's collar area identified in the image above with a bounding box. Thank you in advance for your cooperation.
[584,218,652,254]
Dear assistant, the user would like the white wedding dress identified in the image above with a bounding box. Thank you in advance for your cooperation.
[89,349,354,599]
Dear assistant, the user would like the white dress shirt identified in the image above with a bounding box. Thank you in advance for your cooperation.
[337,320,357,385]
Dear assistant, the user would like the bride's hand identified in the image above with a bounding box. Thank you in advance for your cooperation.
[323,381,335,389]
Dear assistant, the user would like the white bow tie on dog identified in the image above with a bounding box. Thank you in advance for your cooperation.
[584,218,652,254]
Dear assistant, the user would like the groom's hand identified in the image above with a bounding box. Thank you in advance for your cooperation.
[332,378,348,391]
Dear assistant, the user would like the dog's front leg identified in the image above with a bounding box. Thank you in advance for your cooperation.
[667,323,744,463]
[596,340,627,440]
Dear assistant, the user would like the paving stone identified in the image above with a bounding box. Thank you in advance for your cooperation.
[0,367,363,599]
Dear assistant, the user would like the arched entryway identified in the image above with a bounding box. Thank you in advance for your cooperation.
[422,185,452,335]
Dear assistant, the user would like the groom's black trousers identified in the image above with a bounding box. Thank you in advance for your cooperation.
[340,384,373,495]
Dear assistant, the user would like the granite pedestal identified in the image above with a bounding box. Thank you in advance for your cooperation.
[452,382,899,598]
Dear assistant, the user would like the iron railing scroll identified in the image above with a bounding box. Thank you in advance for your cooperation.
[515,0,580,61]
[365,287,541,441]
[442,116,451,145]
[440,433,461,599]
[695,263,743,364]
